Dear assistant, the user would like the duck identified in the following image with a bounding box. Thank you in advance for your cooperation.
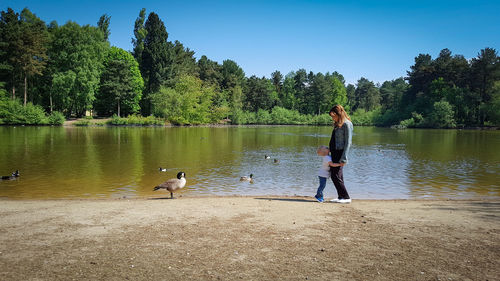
[158,167,167,172]
[1,170,19,180]
[273,159,279,163]
[240,173,253,182]
[265,155,271,159]
[153,172,186,199]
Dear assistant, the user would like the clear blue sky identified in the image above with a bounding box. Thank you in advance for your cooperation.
[2,0,499,84]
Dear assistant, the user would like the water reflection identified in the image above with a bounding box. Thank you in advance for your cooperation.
[0,126,498,199]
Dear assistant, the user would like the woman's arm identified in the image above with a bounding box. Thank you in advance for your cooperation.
[329,127,335,153]
[339,121,353,163]
[329,161,341,167]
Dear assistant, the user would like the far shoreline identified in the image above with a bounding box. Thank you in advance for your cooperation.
[2,121,499,130]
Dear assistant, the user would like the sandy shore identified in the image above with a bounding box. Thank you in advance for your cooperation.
[0,196,499,280]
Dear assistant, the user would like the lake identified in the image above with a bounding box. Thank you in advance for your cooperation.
[0,126,499,199]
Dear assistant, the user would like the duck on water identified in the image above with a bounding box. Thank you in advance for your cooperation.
[1,170,19,180]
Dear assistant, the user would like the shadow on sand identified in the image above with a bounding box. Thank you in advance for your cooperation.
[254,197,314,203]
[428,201,500,222]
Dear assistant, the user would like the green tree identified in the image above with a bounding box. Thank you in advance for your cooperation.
[483,81,500,125]
[172,40,199,78]
[243,76,277,112]
[151,75,214,124]
[95,47,144,117]
[310,72,327,114]
[0,8,21,99]
[141,12,172,115]
[198,55,222,89]
[221,59,245,90]
[469,48,500,125]
[346,83,356,109]
[97,14,111,41]
[19,8,49,106]
[405,53,435,103]
[328,76,348,111]
[220,59,245,113]
[293,69,308,113]
[0,8,48,106]
[280,73,296,110]
[428,100,456,128]
[132,8,147,67]
[271,70,283,94]
[379,78,408,111]
[310,72,348,115]
[21,8,49,106]
[47,21,108,116]
[355,77,380,111]
[229,86,243,113]
[433,49,468,88]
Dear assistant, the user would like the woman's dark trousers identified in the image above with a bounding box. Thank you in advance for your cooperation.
[330,149,350,199]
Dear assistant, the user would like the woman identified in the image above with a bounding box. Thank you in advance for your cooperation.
[328,105,353,203]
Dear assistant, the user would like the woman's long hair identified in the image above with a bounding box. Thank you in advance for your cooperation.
[329,105,351,128]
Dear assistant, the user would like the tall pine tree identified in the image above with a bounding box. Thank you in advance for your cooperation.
[140,12,172,115]
[132,8,147,67]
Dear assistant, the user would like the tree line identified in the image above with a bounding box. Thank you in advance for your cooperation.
[1,7,499,127]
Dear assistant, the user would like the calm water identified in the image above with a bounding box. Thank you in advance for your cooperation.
[0,126,499,199]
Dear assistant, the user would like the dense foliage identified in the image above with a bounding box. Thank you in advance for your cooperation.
[1,7,499,127]
[95,46,144,117]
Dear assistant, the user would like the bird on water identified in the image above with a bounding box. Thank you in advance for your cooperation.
[240,173,254,183]
[1,170,19,180]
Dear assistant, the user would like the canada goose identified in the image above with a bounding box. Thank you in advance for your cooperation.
[158,167,167,172]
[153,172,186,199]
[265,155,271,159]
[273,159,279,163]
[1,170,19,180]
[240,173,253,182]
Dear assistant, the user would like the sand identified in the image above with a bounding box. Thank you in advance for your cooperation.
[0,196,499,280]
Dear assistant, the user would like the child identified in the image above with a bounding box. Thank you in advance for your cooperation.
[314,145,340,203]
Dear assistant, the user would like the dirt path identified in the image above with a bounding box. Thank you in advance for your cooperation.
[0,197,499,280]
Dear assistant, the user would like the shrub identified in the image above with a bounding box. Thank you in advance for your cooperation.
[311,114,332,125]
[107,114,128,125]
[74,120,90,126]
[351,108,377,126]
[231,107,332,125]
[269,107,309,125]
[230,109,246,125]
[256,109,271,124]
[428,100,456,128]
[0,99,53,125]
[106,114,164,126]
[397,112,424,128]
[230,110,257,125]
[23,104,49,125]
[397,118,415,129]
[48,111,65,125]
[0,99,25,124]
[374,109,403,126]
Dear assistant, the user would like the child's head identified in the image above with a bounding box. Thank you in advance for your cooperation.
[317,145,329,156]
